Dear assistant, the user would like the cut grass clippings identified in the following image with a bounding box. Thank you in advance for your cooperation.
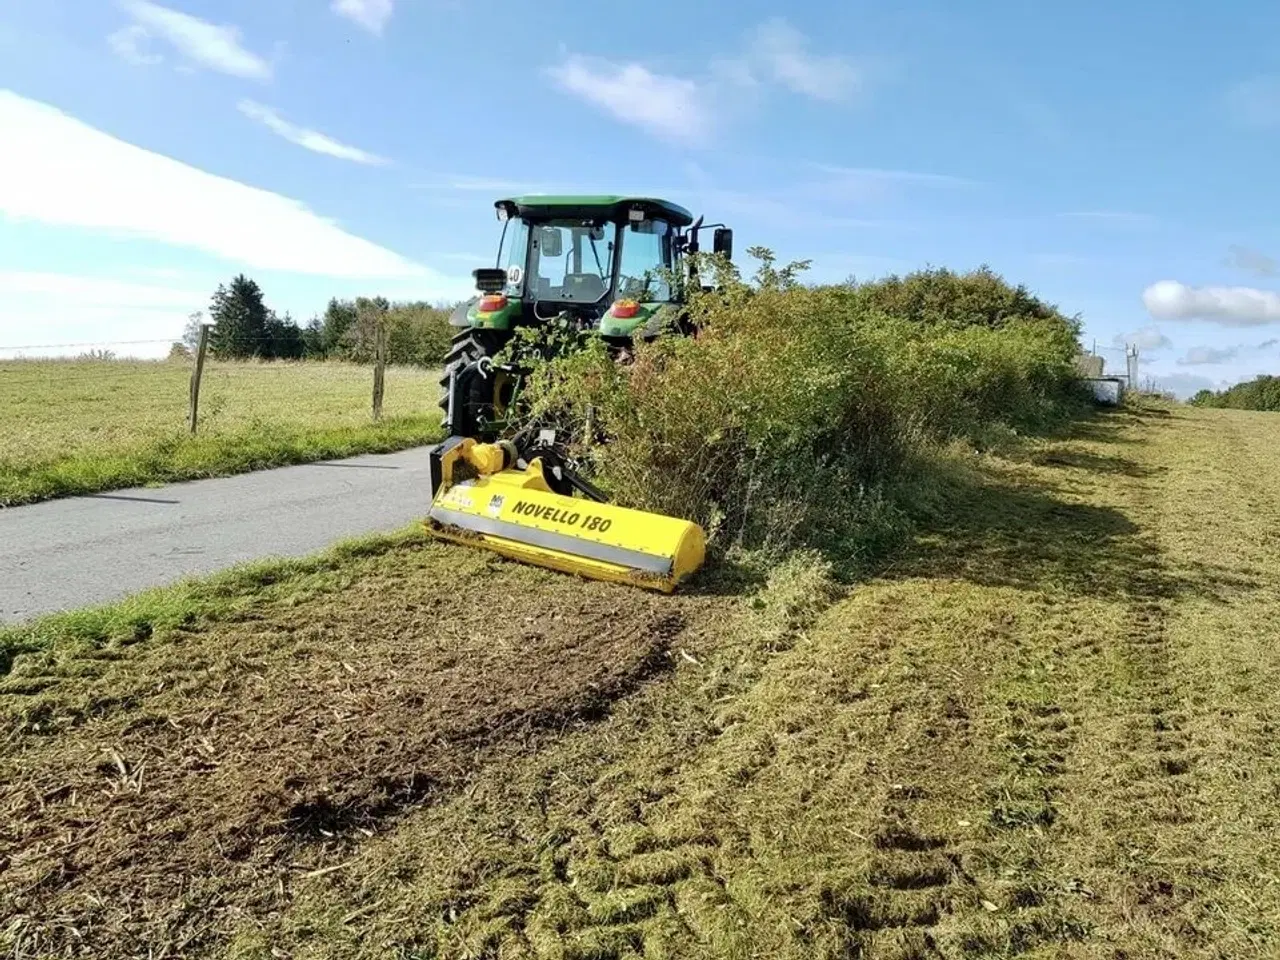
[0,359,444,505]
[0,525,430,680]
[7,404,1280,958]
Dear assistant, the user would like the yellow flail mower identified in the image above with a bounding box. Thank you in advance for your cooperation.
[424,434,706,593]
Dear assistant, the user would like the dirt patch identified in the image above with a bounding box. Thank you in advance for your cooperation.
[0,544,700,957]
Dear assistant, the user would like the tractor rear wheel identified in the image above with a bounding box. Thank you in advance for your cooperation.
[437,329,514,440]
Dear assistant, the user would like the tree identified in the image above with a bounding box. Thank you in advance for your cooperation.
[182,311,206,351]
[168,341,192,360]
[264,310,305,359]
[321,298,358,356]
[208,275,270,359]
[301,316,326,358]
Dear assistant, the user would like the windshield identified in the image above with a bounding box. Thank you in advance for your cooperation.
[528,219,616,303]
[617,219,673,301]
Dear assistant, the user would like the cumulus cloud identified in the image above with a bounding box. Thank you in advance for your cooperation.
[1114,325,1172,351]
[746,18,862,102]
[1143,280,1280,327]
[546,56,710,144]
[1225,244,1278,277]
[548,21,864,143]
[238,101,389,166]
[107,24,163,66]
[331,0,394,35]
[0,90,425,278]
[1149,372,1225,400]
[1178,345,1239,366]
[112,0,271,80]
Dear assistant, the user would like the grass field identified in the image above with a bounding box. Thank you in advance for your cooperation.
[0,359,444,506]
[4,402,1280,958]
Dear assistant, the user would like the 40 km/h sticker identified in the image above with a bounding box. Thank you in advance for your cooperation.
[511,499,613,534]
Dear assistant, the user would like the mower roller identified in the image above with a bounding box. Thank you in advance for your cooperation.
[425,194,731,591]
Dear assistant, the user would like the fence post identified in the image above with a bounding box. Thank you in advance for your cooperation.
[188,323,211,434]
[372,320,387,421]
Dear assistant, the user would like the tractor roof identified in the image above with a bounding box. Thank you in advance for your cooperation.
[498,195,695,228]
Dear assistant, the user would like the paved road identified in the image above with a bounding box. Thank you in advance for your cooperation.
[0,447,437,624]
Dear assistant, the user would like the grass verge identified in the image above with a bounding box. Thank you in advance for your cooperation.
[0,359,443,505]
[8,406,1280,958]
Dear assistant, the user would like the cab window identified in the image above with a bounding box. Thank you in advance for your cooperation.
[617,219,672,302]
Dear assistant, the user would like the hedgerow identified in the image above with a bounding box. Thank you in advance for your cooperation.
[513,250,1088,569]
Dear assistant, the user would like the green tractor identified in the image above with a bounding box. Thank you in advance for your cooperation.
[439,195,733,440]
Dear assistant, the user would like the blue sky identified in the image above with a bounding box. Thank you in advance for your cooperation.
[3,0,1280,395]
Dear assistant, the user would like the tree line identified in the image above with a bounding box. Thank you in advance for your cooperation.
[1189,375,1280,411]
[172,274,459,367]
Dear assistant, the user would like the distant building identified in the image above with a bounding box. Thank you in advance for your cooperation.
[1075,352,1105,378]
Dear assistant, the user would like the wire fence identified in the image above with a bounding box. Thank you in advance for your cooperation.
[0,337,444,455]
[1079,342,1140,387]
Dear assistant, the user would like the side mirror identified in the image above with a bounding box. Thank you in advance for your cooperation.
[713,227,733,260]
[473,267,506,293]
[537,226,563,258]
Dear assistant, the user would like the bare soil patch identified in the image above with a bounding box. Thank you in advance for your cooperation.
[0,544,706,957]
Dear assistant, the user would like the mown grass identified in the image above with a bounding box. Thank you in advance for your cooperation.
[234,402,1280,960]
[0,525,428,677]
[0,359,444,505]
[7,405,1280,958]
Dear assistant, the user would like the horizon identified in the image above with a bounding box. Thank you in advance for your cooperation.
[3,0,1280,397]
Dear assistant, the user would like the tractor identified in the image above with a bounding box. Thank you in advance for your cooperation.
[438,195,733,441]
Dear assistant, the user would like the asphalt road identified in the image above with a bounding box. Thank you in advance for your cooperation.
[0,447,437,624]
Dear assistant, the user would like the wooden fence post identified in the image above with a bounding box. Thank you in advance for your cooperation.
[372,320,387,421]
[188,323,211,434]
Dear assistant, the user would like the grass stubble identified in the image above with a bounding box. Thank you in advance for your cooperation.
[3,402,1280,958]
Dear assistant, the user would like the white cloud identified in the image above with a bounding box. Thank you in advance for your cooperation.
[747,18,862,102]
[0,271,207,357]
[0,90,426,278]
[546,56,710,144]
[1114,325,1172,351]
[331,0,394,35]
[809,163,974,196]
[1226,76,1280,127]
[1143,280,1280,327]
[1225,244,1278,277]
[1147,371,1225,400]
[1178,345,1239,366]
[238,100,389,166]
[115,0,271,80]
[0,271,202,308]
[107,24,162,66]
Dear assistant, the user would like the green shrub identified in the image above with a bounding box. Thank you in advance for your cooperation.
[318,297,458,367]
[1190,375,1280,411]
[513,250,1087,570]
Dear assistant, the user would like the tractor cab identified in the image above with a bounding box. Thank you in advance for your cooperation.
[439,194,731,438]
[449,195,732,344]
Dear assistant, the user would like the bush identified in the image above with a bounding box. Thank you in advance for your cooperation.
[1190,375,1280,411]
[513,250,1087,570]
[318,298,457,367]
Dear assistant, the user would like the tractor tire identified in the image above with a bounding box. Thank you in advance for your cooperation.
[437,329,513,440]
